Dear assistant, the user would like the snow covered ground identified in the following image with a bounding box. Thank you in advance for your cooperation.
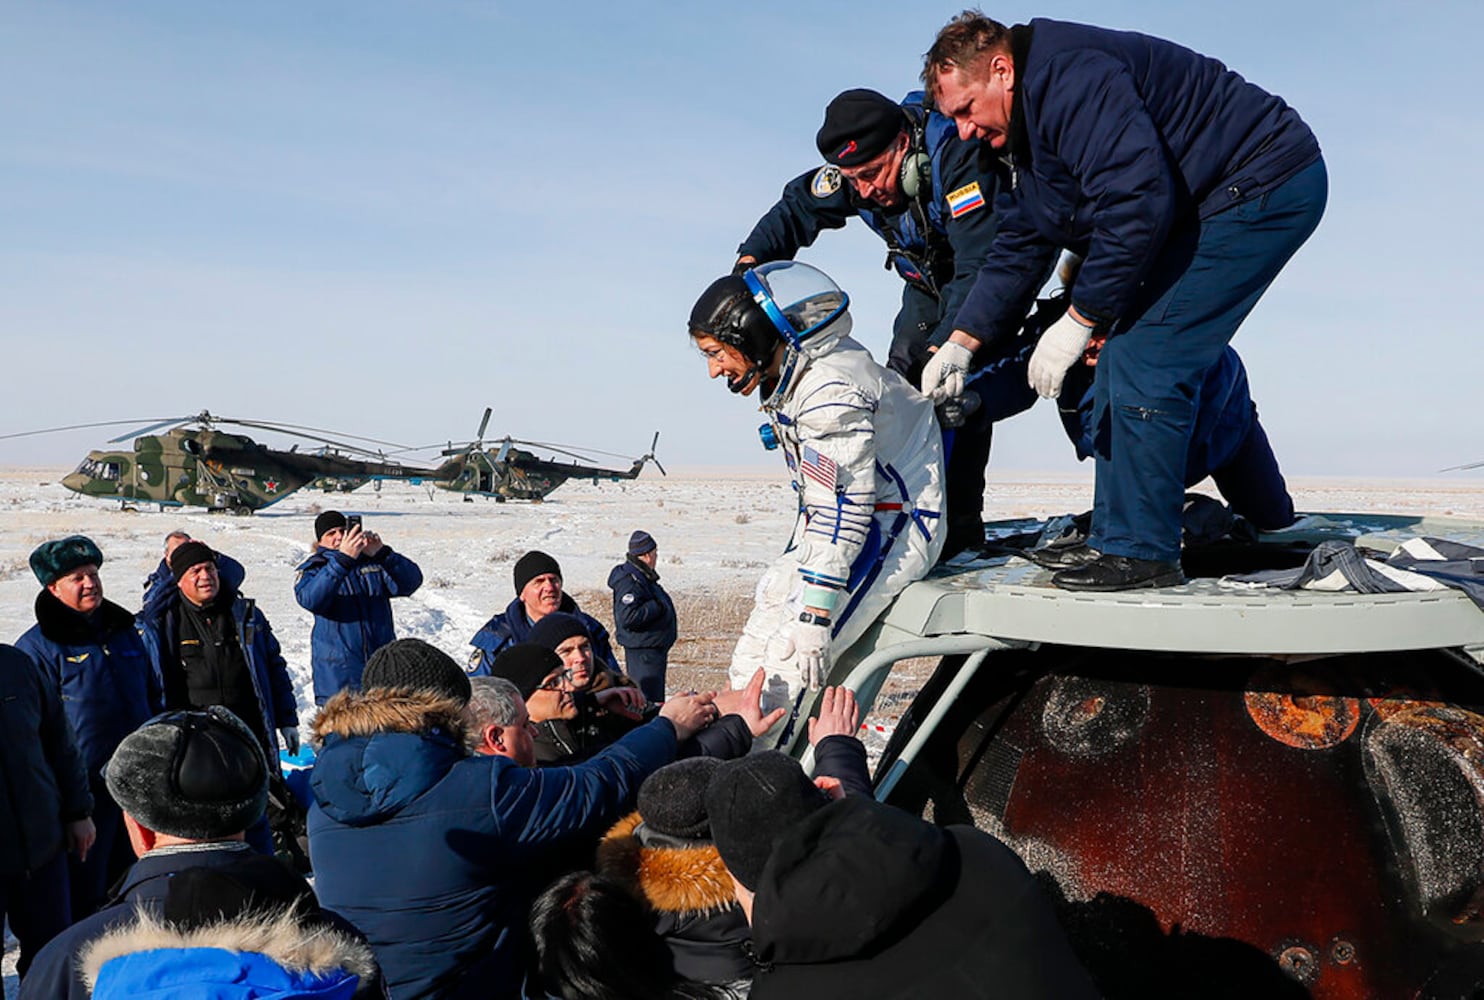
[4,466,1484,993]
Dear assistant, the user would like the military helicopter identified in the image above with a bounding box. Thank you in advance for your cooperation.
[415,408,665,502]
[0,412,447,513]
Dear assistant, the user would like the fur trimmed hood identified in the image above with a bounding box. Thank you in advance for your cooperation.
[80,904,378,998]
[311,686,468,747]
[310,687,470,827]
[597,812,737,916]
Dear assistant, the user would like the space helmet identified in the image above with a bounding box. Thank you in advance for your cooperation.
[689,261,850,392]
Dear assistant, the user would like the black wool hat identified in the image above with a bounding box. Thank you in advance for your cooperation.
[639,758,723,841]
[513,550,562,596]
[362,638,472,705]
[816,88,905,167]
[490,643,564,699]
[705,751,829,891]
[527,612,589,653]
[314,510,347,541]
[168,540,216,581]
[105,707,268,840]
[627,530,657,557]
[30,535,104,586]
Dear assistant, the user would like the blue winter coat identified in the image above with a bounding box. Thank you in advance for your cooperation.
[15,593,164,780]
[140,552,246,609]
[467,594,620,676]
[23,844,382,1000]
[307,689,677,999]
[738,91,1005,354]
[606,558,676,651]
[294,546,423,704]
[0,644,92,879]
[137,586,299,752]
[952,19,1321,347]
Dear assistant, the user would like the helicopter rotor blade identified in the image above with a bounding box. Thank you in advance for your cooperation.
[0,417,198,444]
[212,417,412,452]
[1439,460,1484,472]
[475,407,492,445]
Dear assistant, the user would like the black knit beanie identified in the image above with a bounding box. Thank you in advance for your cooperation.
[513,550,562,596]
[314,511,347,541]
[639,758,723,840]
[527,612,589,653]
[490,643,564,699]
[168,541,216,581]
[705,751,829,891]
[362,638,473,705]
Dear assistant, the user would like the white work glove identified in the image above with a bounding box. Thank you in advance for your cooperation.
[919,341,975,404]
[1027,311,1096,399]
[783,616,832,691]
[279,726,301,756]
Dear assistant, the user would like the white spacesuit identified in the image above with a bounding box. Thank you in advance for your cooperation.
[705,263,945,714]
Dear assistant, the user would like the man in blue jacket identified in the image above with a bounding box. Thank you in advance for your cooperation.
[140,530,246,608]
[294,510,423,705]
[737,87,1012,558]
[606,530,676,703]
[921,14,1326,590]
[468,549,619,677]
[308,638,716,998]
[15,536,162,919]
[0,644,94,979]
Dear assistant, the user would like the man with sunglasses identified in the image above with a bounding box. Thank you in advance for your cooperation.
[735,87,1010,559]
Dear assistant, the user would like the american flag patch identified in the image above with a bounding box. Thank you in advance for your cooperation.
[946,182,985,219]
[800,446,838,491]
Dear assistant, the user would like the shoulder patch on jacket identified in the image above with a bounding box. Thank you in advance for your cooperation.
[811,166,842,199]
[467,649,484,673]
[946,181,986,218]
[621,593,635,605]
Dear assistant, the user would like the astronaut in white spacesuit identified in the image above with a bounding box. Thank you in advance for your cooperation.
[688,261,945,716]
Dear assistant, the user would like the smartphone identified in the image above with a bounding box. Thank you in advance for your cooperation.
[346,514,363,532]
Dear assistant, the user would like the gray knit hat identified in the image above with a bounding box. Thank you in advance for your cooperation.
[362,638,473,705]
[105,708,268,840]
[638,758,722,840]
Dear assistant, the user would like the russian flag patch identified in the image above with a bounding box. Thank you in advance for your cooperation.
[947,182,985,219]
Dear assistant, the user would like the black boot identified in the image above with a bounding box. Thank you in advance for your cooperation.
[1023,542,1101,571]
[1052,554,1185,592]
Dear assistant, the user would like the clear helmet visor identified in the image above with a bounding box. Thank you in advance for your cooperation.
[742,261,849,347]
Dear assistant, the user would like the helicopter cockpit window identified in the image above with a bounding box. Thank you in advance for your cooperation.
[74,458,119,480]
[100,462,121,481]
[74,458,97,477]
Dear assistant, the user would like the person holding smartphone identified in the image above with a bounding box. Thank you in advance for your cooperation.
[294,510,424,705]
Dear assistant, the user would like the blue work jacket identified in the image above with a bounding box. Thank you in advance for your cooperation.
[606,557,676,650]
[467,594,619,676]
[294,546,423,704]
[953,19,1321,348]
[15,593,164,781]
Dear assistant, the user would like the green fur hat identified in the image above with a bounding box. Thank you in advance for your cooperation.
[30,535,104,586]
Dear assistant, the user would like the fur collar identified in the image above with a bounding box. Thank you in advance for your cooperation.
[79,904,378,993]
[311,687,468,748]
[33,589,136,644]
[597,812,737,916]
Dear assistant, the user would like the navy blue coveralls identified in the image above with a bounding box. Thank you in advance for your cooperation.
[738,92,1010,552]
[950,20,1325,563]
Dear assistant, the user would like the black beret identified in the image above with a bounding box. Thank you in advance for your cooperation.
[527,612,589,653]
[362,638,472,705]
[30,535,103,586]
[638,758,723,840]
[489,643,563,699]
[169,540,216,581]
[816,89,906,167]
[705,751,829,891]
[514,550,562,596]
[105,707,268,840]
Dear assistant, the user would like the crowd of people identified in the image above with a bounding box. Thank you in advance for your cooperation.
[2,7,1327,998]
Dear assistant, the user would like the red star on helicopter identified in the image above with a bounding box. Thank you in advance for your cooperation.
[263,479,279,493]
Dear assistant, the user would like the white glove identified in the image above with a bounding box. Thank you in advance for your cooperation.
[279,726,301,756]
[919,341,974,403]
[786,617,832,691]
[1027,311,1095,399]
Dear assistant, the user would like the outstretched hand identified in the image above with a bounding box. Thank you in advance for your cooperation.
[808,686,860,746]
[594,686,646,721]
[712,668,787,737]
[658,692,717,741]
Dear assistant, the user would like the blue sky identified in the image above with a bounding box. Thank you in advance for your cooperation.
[2,1,1480,475]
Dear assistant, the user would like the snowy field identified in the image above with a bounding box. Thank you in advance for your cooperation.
[4,465,1484,993]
